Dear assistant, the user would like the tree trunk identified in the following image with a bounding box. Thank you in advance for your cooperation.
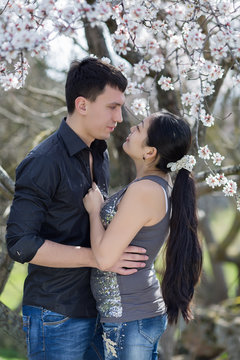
[83,20,135,186]
[198,214,228,303]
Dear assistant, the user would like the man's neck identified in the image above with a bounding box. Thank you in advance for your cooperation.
[66,114,94,147]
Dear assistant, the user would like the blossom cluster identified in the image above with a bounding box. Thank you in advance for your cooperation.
[206,174,237,197]
[199,145,237,197]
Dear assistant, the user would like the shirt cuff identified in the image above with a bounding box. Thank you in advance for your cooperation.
[7,235,45,264]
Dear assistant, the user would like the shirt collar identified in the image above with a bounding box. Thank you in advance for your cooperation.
[58,118,107,156]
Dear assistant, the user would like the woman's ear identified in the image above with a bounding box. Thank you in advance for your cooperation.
[144,146,157,160]
[75,96,87,114]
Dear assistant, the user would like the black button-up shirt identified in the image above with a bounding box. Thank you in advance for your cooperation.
[6,119,109,318]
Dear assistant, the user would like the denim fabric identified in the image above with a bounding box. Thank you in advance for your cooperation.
[101,314,167,360]
[22,305,104,360]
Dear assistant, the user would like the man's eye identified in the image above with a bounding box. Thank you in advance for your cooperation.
[136,125,140,131]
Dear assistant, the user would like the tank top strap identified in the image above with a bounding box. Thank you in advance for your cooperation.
[133,175,171,195]
[114,175,172,209]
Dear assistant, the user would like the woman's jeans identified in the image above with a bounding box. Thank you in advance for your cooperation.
[100,314,168,360]
[22,305,104,360]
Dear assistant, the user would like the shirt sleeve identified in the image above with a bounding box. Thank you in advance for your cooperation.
[6,154,60,263]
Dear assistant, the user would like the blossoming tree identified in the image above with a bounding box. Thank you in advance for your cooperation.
[0,0,240,354]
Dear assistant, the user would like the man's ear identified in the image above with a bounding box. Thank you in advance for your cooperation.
[75,96,87,114]
[144,146,157,160]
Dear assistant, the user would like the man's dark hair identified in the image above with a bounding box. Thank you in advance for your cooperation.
[65,57,128,114]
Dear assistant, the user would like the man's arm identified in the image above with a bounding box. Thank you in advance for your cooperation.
[6,155,147,271]
[30,240,147,273]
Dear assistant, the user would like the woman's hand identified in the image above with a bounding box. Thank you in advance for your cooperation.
[83,182,104,214]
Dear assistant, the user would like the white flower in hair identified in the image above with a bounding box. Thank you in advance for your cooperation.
[167,155,196,172]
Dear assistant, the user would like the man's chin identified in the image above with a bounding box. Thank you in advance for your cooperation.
[95,133,110,141]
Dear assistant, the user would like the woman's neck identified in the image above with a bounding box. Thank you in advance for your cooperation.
[135,165,169,182]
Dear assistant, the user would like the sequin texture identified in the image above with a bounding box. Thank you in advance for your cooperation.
[91,187,128,318]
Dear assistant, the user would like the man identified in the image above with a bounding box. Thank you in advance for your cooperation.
[6,57,148,360]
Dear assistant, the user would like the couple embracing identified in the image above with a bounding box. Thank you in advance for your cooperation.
[6,57,202,360]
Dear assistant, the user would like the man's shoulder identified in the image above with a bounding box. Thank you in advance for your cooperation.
[31,130,61,156]
[16,131,63,174]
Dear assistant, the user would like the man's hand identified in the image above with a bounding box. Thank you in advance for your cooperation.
[107,245,148,275]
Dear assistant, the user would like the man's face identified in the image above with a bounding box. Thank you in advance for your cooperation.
[83,85,125,144]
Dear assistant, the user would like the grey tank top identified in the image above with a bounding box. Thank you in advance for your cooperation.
[90,175,171,323]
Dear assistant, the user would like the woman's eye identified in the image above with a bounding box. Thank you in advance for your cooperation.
[136,125,140,131]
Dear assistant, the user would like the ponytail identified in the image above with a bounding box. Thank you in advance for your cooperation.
[161,169,202,324]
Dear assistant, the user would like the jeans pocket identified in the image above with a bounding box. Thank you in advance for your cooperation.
[22,315,30,354]
[138,315,167,344]
[42,309,70,326]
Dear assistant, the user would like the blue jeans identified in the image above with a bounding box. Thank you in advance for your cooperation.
[101,314,168,360]
[22,305,104,360]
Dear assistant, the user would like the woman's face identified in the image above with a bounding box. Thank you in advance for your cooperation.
[122,115,153,160]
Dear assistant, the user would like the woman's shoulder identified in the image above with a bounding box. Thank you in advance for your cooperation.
[125,177,166,202]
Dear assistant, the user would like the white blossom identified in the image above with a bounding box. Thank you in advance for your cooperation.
[207,64,224,82]
[202,82,215,97]
[111,28,130,55]
[157,76,174,91]
[215,173,228,185]
[198,145,212,160]
[101,57,111,64]
[223,180,237,196]
[125,80,141,95]
[131,98,148,116]
[148,55,165,72]
[134,61,150,79]
[200,110,215,127]
[147,39,159,55]
[206,174,220,188]
[211,152,225,166]
[182,92,192,106]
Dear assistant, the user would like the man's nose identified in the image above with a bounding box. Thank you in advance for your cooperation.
[115,108,123,123]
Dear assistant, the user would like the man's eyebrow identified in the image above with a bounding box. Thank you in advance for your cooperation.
[108,101,125,106]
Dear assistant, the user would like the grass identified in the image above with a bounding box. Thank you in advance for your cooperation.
[0,263,27,360]
[0,349,25,360]
[0,262,27,311]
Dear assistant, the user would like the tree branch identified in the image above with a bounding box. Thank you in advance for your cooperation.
[195,164,240,182]
[0,106,27,125]
[12,95,66,118]
[0,165,14,195]
[26,86,65,103]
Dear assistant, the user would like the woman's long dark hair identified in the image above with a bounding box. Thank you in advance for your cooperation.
[147,111,202,324]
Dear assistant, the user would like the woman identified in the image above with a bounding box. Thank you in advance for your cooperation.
[83,111,202,360]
